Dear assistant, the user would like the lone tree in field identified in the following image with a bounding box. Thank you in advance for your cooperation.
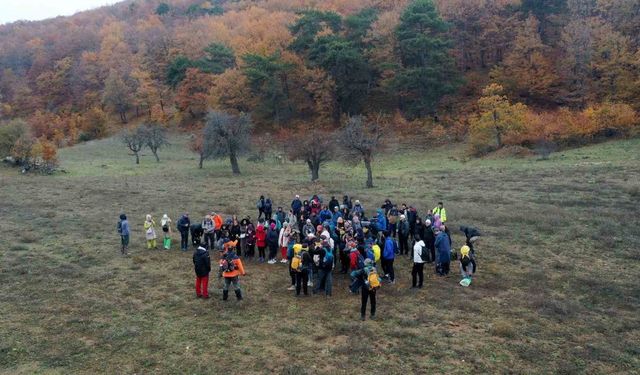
[189,130,215,169]
[142,124,168,162]
[203,110,253,174]
[286,125,334,181]
[339,115,385,188]
[121,125,146,164]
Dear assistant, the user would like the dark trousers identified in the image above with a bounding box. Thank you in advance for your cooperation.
[399,235,409,255]
[314,269,332,295]
[289,262,296,286]
[381,259,395,281]
[437,262,450,276]
[180,231,189,250]
[268,244,277,260]
[258,246,266,259]
[258,209,264,220]
[412,263,424,287]
[204,232,215,250]
[295,270,309,295]
[340,250,350,273]
[361,287,376,317]
[246,244,255,258]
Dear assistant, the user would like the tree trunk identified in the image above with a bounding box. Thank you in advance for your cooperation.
[152,148,160,162]
[364,156,373,188]
[198,154,204,169]
[229,151,240,175]
[308,160,320,181]
[135,152,140,165]
[160,100,165,113]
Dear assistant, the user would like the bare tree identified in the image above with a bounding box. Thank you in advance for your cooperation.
[203,110,253,174]
[286,126,334,181]
[121,125,146,164]
[339,115,385,188]
[188,130,214,169]
[142,124,169,162]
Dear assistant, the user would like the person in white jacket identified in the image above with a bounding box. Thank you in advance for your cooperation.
[411,236,427,289]
[278,222,292,263]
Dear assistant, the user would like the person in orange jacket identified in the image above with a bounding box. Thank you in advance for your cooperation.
[212,212,223,243]
[219,241,246,301]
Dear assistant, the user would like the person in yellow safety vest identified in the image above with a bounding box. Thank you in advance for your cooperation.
[433,202,447,222]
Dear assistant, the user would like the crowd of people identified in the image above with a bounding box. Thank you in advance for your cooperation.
[116,195,481,320]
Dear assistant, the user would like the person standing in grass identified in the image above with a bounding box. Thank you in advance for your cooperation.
[161,214,172,250]
[245,219,256,260]
[313,242,334,296]
[435,225,451,276]
[255,222,267,262]
[219,244,246,301]
[202,214,215,250]
[423,220,435,263]
[144,214,158,250]
[278,222,291,263]
[193,245,211,298]
[266,222,279,264]
[117,213,130,256]
[351,258,380,321]
[382,233,396,283]
[292,244,311,296]
[398,214,410,256]
[176,213,190,251]
[411,236,427,289]
[257,195,266,220]
[433,202,447,222]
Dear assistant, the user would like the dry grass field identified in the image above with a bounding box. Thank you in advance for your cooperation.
[1,135,639,374]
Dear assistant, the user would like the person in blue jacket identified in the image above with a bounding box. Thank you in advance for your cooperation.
[319,205,333,224]
[434,225,451,276]
[117,214,130,256]
[382,232,396,283]
[374,209,387,236]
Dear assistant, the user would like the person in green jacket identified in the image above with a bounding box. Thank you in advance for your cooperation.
[433,202,447,222]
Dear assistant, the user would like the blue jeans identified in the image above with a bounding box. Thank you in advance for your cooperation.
[314,269,332,295]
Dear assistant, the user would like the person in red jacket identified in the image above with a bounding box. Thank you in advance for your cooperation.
[219,243,246,301]
[255,223,267,262]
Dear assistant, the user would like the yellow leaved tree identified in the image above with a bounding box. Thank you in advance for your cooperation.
[469,83,528,155]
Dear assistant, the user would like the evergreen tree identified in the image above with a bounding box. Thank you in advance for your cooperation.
[393,0,460,119]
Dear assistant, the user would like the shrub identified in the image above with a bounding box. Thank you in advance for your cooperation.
[0,119,27,157]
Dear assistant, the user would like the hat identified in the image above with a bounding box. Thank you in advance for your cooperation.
[306,219,311,224]
[316,225,323,232]
[295,194,300,198]
[283,222,289,227]
[119,214,126,220]
[425,219,431,226]
[293,244,302,254]
[355,200,360,204]
[400,214,405,219]
[146,214,152,221]
[460,246,470,257]
[270,223,276,229]
[364,258,372,266]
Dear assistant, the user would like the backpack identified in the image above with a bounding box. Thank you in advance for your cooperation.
[419,245,430,262]
[291,254,303,272]
[313,253,321,266]
[367,269,381,291]
[257,200,263,209]
[220,254,236,272]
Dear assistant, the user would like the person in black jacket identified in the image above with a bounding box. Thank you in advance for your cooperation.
[190,223,204,248]
[176,213,191,251]
[423,220,436,263]
[266,222,279,264]
[328,196,340,213]
[193,246,211,298]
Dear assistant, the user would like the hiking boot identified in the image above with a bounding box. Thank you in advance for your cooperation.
[202,295,210,299]
[222,290,229,301]
[360,315,366,321]
[287,285,295,291]
[235,290,243,301]
[370,314,376,320]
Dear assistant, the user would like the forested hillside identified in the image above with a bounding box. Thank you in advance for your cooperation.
[1,0,639,157]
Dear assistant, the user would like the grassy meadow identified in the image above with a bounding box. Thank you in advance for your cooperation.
[1,135,639,374]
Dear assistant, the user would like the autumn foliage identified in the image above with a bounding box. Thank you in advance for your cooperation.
[0,0,638,161]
